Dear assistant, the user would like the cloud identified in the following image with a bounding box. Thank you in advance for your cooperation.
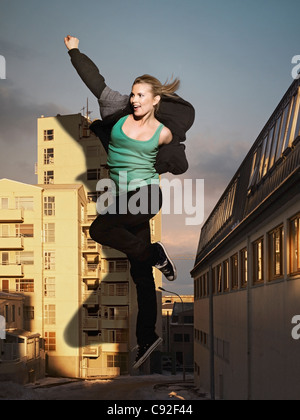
[0,81,69,183]
[0,38,39,61]
[161,127,251,269]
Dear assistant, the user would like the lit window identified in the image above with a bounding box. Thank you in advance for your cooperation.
[290,214,300,274]
[240,248,248,288]
[45,332,56,351]
[231,254,238,289]
[44,304,56,325]
[253,237,264,284]
[268,226,284,281]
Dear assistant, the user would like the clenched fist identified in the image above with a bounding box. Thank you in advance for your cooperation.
[64,35,79,50]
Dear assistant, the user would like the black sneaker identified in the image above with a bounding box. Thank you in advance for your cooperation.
[133,336,163,370]
[154,242,177,281]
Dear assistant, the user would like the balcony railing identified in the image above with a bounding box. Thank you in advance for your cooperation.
[0,236,24,250]
[81,366,120,379]
[82,316,100,331]
[0,264,24,278]
[0,209,24,223]
[82,264,100,279]
[82,239,100,253]
[82,290,100,306]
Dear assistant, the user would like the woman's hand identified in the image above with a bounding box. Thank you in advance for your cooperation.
[64,35,79,50]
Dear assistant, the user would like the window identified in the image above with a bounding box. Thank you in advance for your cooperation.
[105,329,128,343]
[216,264,222,293]
[248,147,262,190]
[103,306,128,321]
[268,225,284,281]
[174,334,190,343]
[44,304,56,325]
[24,306,34,320]
[44,148,54,164]
[87,192,101,203]
[1,252,9,265]
[16,279,34,293]
[44,197,55,216]
[1,225,9,237]
[44,251,55,270]
[2,279,9,293]
[104,259,128,273]
[1,198,8,209]
[107,354,128,374]
[44,129,54,141]
[212,267,216,294]
[240,248,248,288]
[44,277,55,297]
[87,169,101,180]
[269,116,282,170]
[282,93,299,151]
[45,332,56,351]
[275,103,291,161]
[290,214,300,274]
[16,224,34,237]
[262,127,275,177]
[15,197,34,211]
[16,251,34,265]
[253,237,264,284]
[231,254,238,289]
[223,260,229,292]
[44,171,54,184]
[102,283,129,297]
[5,304,9,322]
[86,145,101,157]
[44,223,55,243]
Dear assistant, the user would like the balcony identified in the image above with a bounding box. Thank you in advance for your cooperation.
[101,319,128,329]
[81,366,120,379]
[82,290,100,306]
[0,264,24,277]
[101,295,129,306]
[82,344,102,358]
[82,316,100,331]
[0,209,24,223]
[82,239,100,254]
[82,264,100,279]
[0,236,24,250]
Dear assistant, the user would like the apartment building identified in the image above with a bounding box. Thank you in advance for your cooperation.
[34,113,162,377]
[191,76,300,399]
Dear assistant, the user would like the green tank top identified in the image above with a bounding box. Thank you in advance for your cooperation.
[107,115,163,194]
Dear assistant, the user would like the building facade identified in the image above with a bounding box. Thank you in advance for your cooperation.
[35,113,162,377]
[192,77,300,399]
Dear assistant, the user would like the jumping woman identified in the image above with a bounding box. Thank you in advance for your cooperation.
[64,35,195,369]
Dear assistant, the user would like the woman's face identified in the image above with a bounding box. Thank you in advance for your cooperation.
[130,83,160,118]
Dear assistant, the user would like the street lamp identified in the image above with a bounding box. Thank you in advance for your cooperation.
[159,287,186,382]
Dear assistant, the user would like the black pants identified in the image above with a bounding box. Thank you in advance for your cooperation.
[89,184,162,346]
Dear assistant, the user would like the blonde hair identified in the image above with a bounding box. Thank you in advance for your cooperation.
[133,74,180,112]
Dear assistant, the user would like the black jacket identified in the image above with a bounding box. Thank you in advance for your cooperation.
[68,49,195,175]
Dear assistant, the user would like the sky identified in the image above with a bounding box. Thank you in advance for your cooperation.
[0,0,300,295]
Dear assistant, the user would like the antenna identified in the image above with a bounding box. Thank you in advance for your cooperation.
[81,98,93,121]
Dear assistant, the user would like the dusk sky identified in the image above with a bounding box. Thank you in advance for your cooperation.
[1,0,300,294]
